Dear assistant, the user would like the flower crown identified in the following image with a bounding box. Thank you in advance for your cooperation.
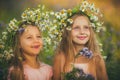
[0,5,54,61]
[52,0,104,43]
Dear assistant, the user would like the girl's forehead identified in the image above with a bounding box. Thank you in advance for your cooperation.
[74,16,89,21]
[23,26,41,34]
[73,16,90,24]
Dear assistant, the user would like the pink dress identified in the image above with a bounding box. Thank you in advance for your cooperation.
[8,62,53,80]
[24,62,53,80]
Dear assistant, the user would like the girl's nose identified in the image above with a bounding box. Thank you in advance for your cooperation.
[33,37,39,42]
[80,28,84,34]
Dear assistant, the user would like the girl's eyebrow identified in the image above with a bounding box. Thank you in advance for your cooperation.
[24,33,41,37]
[23,34,32,38]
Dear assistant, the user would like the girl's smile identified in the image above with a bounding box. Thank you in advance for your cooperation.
[77,35,88,40]
[31,45,41,50]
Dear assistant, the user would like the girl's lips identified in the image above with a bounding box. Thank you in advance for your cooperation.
[31,45,40,49]
[77,36,87,40]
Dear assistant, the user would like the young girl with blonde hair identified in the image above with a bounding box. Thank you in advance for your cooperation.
[53,0,108,80]
[0,5,53,80]
[8,21,53,80]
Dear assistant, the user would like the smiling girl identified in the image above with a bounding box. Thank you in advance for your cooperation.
[7,21,53,80]
[0,5,54,80]
[53,1,108,79]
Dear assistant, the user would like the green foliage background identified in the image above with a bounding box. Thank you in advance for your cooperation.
[0,0,120,80]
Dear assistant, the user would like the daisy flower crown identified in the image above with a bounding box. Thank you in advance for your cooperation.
[0,5,54,61]
[53,0,105,43]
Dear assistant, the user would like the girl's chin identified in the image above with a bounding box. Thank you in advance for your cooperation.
[30,51,40,55]
[73,42,86,46]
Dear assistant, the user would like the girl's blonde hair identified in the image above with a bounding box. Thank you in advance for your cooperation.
[55,12,101,72]
[8,21,40,80]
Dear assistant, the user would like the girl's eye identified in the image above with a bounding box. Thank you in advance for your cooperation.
[27,36,32,39]
[37,36,42,38]
[72,26,80,30]
[84,26,90,30]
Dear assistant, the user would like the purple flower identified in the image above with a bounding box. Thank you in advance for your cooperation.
[18,28,24,34]
[82,47,89,51]
[64,68,95,80]
[78,47,93,58]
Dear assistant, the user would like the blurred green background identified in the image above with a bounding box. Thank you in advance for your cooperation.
[0,0,120,80]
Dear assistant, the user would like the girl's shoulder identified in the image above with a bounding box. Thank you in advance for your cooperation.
[40,62,52,69]
[93,53,102,59]
[54,51,66,69]
[40,62,53,78]
[92,53,104,63]
[54,51,66,61]
[8,66,21,72]
[55,51,65,57]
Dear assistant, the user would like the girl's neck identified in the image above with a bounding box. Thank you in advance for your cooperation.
[74,44,85,55]
[23,55,40,69]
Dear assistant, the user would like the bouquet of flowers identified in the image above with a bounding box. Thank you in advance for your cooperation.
[64,47,94,80]
[64,68,95,80]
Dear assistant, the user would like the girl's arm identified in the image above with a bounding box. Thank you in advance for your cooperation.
[53,53,65,80]
[95,55,108,80]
